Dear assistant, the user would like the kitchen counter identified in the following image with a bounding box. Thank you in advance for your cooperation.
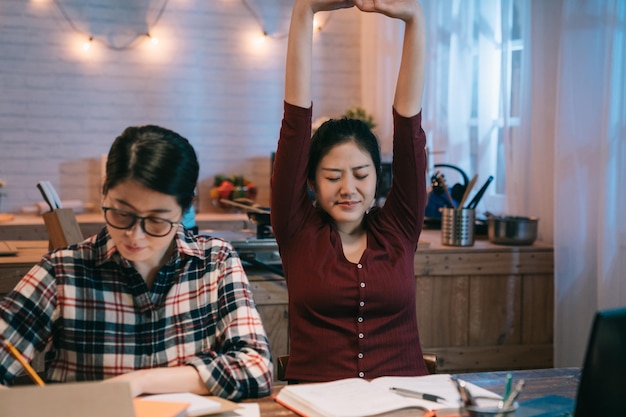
[0,212,251,241]
[0,240,50,294]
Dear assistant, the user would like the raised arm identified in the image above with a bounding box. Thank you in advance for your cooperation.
[354,0,426,116]
[284,0,355,107]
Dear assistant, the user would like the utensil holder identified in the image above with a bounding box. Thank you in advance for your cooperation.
[441,207,475,246]
[42,208,83,250]
[464,401,518,417]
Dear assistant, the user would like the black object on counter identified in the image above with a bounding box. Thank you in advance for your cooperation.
[467,176,494,209]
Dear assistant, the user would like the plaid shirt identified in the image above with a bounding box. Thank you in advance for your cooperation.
[0,228,273,399]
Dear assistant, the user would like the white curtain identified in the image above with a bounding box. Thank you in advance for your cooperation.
[421,0,481,191]
[363,0,626,367]
[421,0,520,216]
[552,0,626,366]
[419,0,626,369]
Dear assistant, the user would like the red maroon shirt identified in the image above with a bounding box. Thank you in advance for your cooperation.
[271,102,429,382]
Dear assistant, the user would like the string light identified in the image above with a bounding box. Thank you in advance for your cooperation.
[82,36,93,52]
[313,12,333,32]
[240,0,332,40]
[45,0,333,52]
[52,0,169,51]
[313,17,322,31]
[147,33,159,46]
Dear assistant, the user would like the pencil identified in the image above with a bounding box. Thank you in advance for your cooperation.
[4,341,46,386]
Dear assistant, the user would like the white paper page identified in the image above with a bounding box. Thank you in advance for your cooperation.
[140,393,221,416]
[279,378,438,417]
[219,403,260,417]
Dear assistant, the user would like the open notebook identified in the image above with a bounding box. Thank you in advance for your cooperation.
[517,306,626,417]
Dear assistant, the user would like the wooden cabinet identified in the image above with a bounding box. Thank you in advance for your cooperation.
[245,268,289,380]
[414,231,554,373]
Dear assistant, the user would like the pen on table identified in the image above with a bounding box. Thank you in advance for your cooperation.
[3,341,46,386]
[389,387,446,403]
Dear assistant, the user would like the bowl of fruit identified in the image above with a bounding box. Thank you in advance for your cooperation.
[209,175,257,209]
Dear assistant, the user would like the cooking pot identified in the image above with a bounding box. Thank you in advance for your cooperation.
[487,215,539,245]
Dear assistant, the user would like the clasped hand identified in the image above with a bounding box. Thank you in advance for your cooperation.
[310,0,421,22]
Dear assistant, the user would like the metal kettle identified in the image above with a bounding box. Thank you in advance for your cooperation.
[425,164,469,219]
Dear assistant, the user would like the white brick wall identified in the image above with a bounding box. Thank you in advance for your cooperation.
[0,0,361,214]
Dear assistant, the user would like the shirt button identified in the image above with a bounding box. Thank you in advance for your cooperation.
[358,353,364,359]
[359,301,365,307]
[359,372,365,378]
[357,264,363,269]
[359,333,364,339]
[360,282,365,288]
[358,317,363,322]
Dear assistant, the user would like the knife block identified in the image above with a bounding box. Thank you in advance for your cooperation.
[42,208,84,250]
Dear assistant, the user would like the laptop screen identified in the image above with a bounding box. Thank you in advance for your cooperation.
[574,306,626,417]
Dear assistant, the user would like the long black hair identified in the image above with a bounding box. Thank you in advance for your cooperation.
[102,125,199,212]
[307,118,381,187]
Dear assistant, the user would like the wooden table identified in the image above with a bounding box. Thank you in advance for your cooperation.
[249,368,580,416]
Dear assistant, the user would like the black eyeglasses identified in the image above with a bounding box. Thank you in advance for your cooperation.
[102,206,179,237]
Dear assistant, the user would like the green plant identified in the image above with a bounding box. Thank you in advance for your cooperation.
[342,106,376,130]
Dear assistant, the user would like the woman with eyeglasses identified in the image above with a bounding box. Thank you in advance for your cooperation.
[0,126,273,399]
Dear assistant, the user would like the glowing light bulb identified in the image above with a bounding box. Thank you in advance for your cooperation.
[146,33,159,46]
[313,17,323,31]
[82,37,93,51]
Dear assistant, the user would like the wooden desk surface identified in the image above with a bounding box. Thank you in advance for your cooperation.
[248,368,580,416]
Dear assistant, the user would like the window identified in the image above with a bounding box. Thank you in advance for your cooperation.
[423,0,527,206]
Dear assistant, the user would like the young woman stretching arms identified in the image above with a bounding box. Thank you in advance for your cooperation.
[271,0,429,382]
